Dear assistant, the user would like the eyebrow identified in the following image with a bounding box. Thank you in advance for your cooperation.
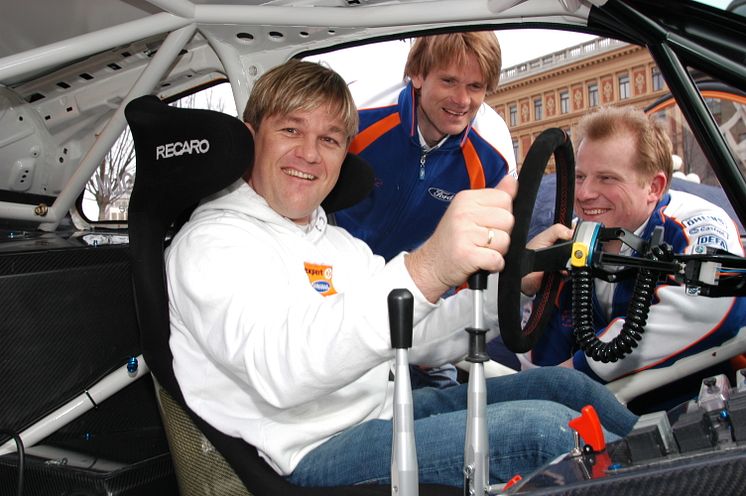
[283,114,345,134]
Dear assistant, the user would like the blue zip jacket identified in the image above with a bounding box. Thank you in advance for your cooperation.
[335,82,516,261]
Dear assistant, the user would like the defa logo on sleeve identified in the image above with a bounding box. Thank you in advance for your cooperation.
[155,139,210,160]
[696,234,728,250]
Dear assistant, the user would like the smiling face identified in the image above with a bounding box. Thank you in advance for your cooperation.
[247,106,348,225]
[574,132,666,233]
[410,52,487,147]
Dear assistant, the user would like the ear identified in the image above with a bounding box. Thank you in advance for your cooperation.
[411,73,424,90]
[649,171,667,200]
[245,122,256,136]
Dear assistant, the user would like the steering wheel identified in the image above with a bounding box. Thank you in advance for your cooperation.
[497,128,575,353]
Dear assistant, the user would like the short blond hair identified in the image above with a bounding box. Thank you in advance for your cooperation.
[404,31,502,93]
[243,60,358,143]
[575,106,673,190]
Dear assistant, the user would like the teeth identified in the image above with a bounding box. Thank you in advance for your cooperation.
[583,209,607,215]
[444,109,466,116]
[284,168,315,180]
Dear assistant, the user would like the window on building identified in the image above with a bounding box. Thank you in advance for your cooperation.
[509,104,517,127]
[619,74,630,99]
[560,90,569,114]
[534,97,543,120]
[588,83,599,107]
[512,138,519,163]
[652,67,665,91]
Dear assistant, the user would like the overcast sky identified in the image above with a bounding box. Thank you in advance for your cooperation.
[307,0,736,88]
[306,29,598,98]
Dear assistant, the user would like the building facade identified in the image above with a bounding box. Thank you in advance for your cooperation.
[488,37,669,171]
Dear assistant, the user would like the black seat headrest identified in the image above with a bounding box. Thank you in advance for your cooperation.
[125,94,252,228]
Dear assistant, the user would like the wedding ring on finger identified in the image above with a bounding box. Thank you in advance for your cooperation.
[486,228,495,247]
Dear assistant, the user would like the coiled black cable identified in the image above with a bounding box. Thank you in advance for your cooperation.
[0,429,25,496]
[572,265,657,363]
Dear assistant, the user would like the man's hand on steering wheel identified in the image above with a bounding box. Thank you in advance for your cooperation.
[521,224,574,297]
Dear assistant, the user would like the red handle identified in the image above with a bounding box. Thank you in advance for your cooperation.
[568,404,606,452]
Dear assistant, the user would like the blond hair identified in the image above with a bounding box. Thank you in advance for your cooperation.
[404,32,502,93]
[575,106,673,190]
[243,60,358,143]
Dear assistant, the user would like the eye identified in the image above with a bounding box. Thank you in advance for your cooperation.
[575,174,585,182]
[282,127,299,135]
[469,83,485,92]
[321,135,343,147]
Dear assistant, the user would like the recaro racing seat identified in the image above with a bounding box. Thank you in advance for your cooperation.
[125,95,460,496]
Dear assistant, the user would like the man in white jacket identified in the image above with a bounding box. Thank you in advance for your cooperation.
[166,59,637,488]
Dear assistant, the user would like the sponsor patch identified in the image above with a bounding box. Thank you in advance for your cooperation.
[304,262,337,296]
[682,214,726,228]
[687,225,728,238]
[696,234,728,250]
[428,187,455,202]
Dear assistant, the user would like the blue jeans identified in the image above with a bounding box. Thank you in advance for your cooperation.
[410,363,459,389]
[287,367,638,487]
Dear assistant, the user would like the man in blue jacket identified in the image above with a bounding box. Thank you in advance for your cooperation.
[335,31,516,261]
[335,32,516,387]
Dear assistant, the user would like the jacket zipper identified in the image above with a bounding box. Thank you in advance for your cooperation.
[419,151,428,180]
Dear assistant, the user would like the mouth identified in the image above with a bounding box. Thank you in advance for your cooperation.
[283,168,316,181]
[443,108,467,117]
[581,208,610,217]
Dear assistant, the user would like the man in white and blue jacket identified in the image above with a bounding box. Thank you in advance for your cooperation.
[520,106,746,410]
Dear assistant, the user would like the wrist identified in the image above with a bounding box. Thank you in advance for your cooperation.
[404,250,448,303]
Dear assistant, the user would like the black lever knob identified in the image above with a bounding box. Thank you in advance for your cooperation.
[388,289,413,349]
[468,270,488,291]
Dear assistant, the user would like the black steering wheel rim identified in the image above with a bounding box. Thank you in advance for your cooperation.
[497,128,575,353]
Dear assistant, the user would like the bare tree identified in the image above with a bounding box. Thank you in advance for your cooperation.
[85,127,135,221]
[172,92,226,113]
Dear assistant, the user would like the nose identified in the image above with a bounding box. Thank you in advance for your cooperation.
[297,135,321,163]
[450,84,470,107]
[575,179,597,202]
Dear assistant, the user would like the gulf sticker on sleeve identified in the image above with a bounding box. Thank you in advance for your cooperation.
[304,262,337,296]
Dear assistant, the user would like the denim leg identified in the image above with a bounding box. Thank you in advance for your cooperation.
[413,367,637,436]
[286,367,638,487]
[482,367,639,436]
[409,363,459,389]
[287,399,581,487]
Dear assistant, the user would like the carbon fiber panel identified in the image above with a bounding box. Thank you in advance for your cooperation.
[0,245,140,442]
[0,376,177,496]
[156,382,251,496]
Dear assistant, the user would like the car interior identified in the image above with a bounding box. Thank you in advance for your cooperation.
[1,1,746,495]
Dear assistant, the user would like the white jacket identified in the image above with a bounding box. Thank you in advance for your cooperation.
[166,180,499,475]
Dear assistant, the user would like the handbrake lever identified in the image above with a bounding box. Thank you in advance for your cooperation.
[388,288,418,496]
